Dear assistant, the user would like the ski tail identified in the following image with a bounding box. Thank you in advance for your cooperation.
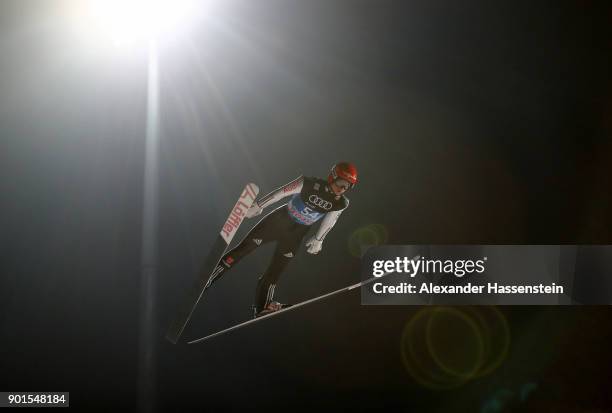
[166,183,259,344]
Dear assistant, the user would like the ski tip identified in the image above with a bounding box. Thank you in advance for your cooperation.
[246,183,260,194]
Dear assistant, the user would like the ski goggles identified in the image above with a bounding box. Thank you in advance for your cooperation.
[333,178,353,191]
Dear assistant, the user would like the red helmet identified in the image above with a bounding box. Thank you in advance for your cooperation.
[328,162,358,188]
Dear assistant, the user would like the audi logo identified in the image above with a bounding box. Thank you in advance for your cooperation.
[308,195,332,210]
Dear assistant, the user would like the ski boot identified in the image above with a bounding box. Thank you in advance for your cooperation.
[253,301,292,318]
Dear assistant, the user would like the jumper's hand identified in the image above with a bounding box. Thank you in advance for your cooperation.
[246,202,263,218]
[305,237,323,254]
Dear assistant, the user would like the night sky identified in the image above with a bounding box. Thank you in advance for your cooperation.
[1,1,611,411]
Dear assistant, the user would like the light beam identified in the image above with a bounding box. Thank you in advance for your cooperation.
[78,0,197,46]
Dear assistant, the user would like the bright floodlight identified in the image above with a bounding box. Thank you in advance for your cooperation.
[83,0,196,45]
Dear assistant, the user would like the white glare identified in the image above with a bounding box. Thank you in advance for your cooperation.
[83,0,196,45]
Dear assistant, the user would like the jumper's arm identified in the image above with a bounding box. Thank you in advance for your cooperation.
[257,176,304,209]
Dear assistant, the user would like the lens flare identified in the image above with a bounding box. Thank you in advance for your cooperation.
[348,224,389,257]
[400,306,510,390]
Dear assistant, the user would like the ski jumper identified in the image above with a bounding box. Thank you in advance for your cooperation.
[205,176,349,313]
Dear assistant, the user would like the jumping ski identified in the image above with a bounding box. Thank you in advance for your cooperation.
[166,183,259,344]
[187,255,420,344]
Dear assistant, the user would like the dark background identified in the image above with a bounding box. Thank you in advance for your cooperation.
[1,0,611,411]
